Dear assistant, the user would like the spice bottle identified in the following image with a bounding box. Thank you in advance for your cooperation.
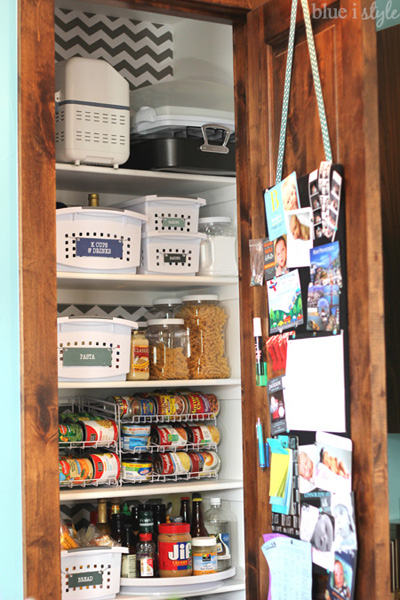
[136,533,156,578]
[126,324,149,381]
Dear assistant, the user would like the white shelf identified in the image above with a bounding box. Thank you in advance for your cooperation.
[56,163,235,197]
[57,271,238,292]
[58,378,241,391]
[116,576,245,599]
[119,567,237,597]
[60,478,243,502]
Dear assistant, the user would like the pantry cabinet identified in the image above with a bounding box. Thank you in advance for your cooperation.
[18,1,389,600]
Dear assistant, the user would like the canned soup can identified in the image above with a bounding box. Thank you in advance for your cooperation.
[151,425,188,449]
[153,452,191,476]
[80,419,118,447]
[90,452,121,482]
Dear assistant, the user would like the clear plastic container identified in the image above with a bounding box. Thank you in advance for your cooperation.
[147,318,190,380]
[198,217,238,277]
[204,498,234,572]
[152,298,182,319]
[177,295,230,379]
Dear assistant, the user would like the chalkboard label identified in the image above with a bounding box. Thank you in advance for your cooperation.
[164,253,186,264]
[63,347,112,367]
[76,238,123,259]
[68,571,103,588]
[162,217,186,228]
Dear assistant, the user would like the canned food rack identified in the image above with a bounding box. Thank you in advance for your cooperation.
[121,441,218,454]
[119,470,219,485]
[59,396,120,451]
[150,470,219,483]
[120,412,217,424]
[59,396,122,489]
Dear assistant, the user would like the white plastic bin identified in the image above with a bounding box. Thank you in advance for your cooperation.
[61,547,128,600]
[139,231,206,276]
[55,57,130,168]
[56,207,147,273]
[57,317,137,381]
[113,195,206,233]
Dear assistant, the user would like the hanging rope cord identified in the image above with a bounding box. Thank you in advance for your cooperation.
[275,0,333,185]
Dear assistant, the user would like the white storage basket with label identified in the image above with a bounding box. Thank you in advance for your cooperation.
[55,57,130,168]
[139,231,206,276]
[56,207,147,273]
[57,317,137,381]
[61,547,128,600]
[113,195,206,233]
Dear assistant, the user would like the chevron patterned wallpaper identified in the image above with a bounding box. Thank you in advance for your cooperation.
[55,8,174,90]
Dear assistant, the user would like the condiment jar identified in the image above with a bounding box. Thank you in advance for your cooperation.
[126,323,149,381]
[198,216,238,277]
[177,295,230,379]
[147,319,190,380]
[192,536,218,575]
[152,298,182,319]
[158,523,192,577]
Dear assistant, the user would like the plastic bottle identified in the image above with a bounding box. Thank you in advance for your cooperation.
[204,497,233,571]
[136,532,156,578]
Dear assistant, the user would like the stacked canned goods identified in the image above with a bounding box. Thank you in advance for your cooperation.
[153,450,221,478]
[59,451,121,485]
[59,410,118,447]
[107,391,220,420]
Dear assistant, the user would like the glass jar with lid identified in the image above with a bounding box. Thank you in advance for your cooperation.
[198,217,238,277]
[176,295,230,379]
[147,319,190,380]
[152,298,182,319]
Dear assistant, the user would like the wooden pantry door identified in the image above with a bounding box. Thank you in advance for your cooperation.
[232,1,390,599]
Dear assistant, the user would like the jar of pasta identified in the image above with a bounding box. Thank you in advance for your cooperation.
[147,319,190,380]
[177,295,230,379]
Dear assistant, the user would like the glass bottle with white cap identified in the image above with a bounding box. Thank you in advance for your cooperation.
[198,216,238,277]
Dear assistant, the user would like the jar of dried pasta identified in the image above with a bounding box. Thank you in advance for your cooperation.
[147,319,190,380]
[177,295,230,379]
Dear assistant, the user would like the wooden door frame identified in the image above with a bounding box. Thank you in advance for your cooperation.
[18,0,389,599]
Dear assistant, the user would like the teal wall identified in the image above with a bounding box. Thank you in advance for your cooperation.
[0,1,23,599]
[376,0,400,29]
[388,435,400,521]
